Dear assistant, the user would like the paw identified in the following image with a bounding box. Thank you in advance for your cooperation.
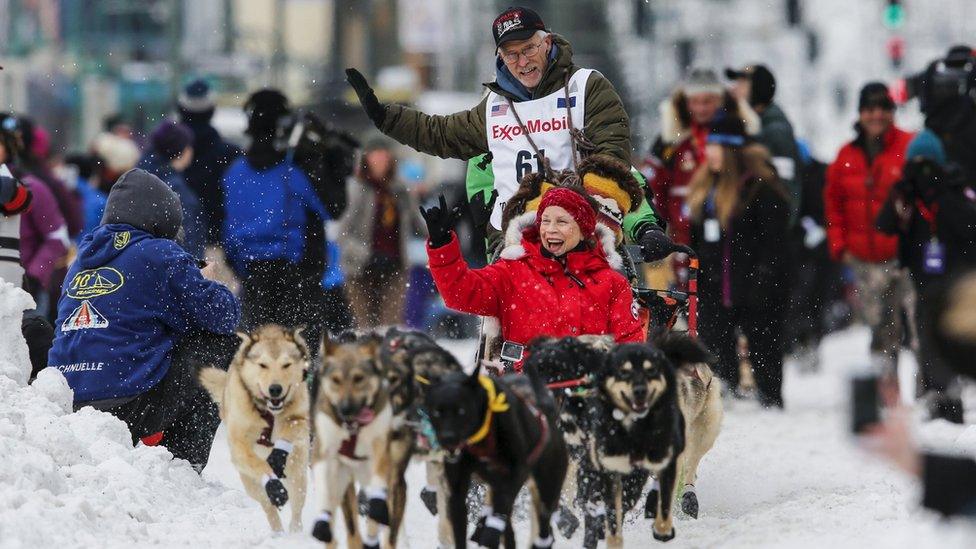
[365,486,390,525]
[681,490,699,519]
[420,486,438,515]
[652,525,676,542]
[311,513,332,542]
[470,514,486,543]
[476,513,507,549]
[262,475,289,508]
[644,488,659,519]
[362,534,381,549]
[266,443,291,478]
[554,505,580,538]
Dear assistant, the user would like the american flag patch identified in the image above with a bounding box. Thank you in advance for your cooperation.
[491,104,509,117]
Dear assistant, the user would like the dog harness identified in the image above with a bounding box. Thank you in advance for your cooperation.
[337,408,378,461]
[463,376,550,470]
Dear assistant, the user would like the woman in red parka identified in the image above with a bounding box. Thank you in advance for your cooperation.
[421,187,644,361]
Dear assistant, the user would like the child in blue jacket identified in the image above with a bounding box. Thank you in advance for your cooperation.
[48,168,240,471]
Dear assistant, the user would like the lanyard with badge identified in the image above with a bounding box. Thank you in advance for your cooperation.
[916,199,945,275]
[703,188,721,243]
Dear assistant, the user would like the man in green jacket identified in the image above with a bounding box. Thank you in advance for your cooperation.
[346,6,682,262]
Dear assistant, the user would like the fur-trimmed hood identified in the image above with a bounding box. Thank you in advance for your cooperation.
[499,211,623,271]
[658,90,761,146]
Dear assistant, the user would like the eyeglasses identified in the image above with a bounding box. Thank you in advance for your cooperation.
[499,40,545,64]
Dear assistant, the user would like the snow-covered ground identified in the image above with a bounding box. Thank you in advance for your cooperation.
[2,276,976,548]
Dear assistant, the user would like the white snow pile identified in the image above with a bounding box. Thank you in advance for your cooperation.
[3,276,976,548]
[0,282,259,549]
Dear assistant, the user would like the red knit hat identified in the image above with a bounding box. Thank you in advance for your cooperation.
[536,187,596,238]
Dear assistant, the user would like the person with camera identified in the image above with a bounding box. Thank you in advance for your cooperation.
[876,130,976,422]
[862,270,976,517]
[911,46,976,182]
[824,82,915,388]
[221,89,354,347]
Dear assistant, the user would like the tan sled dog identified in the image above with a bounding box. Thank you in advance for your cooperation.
[310,334,394,549]
[198,325,311,533]
[657,334,723,519]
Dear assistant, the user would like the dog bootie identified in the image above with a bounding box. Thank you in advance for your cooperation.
[681,485,699,519]
[476,513,507,549]
[311,512,332,542]
[554,505,580,538]
[645,478,660,519]
[362,534,381,549]
[582,502,605,549]
[470,506,491,543]
[262,474,289,508]
[266,440,292,478]
[420,486,438,515]
[365,486,390,525]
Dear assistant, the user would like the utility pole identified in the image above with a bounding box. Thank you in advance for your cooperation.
[169,0,184,101]
[271,0,287,87]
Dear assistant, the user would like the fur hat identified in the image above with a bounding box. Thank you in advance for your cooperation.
[683,68,724,97]
[536,187,597,238]
[578,154,643,243]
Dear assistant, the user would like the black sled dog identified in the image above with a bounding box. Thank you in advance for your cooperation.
[581,342,685,547]
[423,362,568,549]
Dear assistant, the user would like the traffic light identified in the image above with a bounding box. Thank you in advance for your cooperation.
[883,0,905,30]
[887,36,905,69]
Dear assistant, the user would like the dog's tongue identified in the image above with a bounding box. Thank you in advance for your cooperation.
[356,407,375,425]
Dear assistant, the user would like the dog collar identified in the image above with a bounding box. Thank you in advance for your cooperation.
[466,376,509,446]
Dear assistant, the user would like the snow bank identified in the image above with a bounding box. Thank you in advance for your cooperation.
[0,282,261,549]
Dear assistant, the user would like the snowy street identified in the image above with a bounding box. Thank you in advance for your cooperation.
[5,313,976,549]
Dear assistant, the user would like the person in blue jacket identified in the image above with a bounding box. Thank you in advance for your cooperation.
[48,168,240,471]
[221,89,337,347]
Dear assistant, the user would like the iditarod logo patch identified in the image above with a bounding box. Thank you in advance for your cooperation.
[62,300,109,332]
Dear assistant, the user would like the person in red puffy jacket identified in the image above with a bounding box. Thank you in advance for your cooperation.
[824,82,915,379]
[422,187,644,364]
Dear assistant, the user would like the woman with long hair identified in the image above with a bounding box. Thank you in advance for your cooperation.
[687,116,791,408]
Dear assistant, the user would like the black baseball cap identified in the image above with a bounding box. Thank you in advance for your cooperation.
[858,82,896,111]
[725,64,777,106]
[492,6,547,48]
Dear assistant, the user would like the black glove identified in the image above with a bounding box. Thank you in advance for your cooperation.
[638,225,694,262]
[263,475,289,508]
[420,195,464,248]
[365,487,390,525]
[311,513,333,542]
[267,446,289,478]
[345,68,386,128]
[469,189,498,235]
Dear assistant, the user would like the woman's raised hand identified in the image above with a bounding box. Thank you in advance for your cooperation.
[420,195,464,248]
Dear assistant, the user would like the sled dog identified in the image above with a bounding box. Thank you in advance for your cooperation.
[198,324,311,534]
[310,333,394,549]
[424,361,568,549]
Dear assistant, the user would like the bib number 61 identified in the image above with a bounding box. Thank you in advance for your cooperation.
[516,148,546,180]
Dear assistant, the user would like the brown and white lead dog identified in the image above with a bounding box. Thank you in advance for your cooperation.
[198,324,311,533]
[310,334,394,549]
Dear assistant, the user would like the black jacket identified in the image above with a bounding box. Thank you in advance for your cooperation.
[691,177,791,312]
[180,111,242,245]
[877,162,976,292]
